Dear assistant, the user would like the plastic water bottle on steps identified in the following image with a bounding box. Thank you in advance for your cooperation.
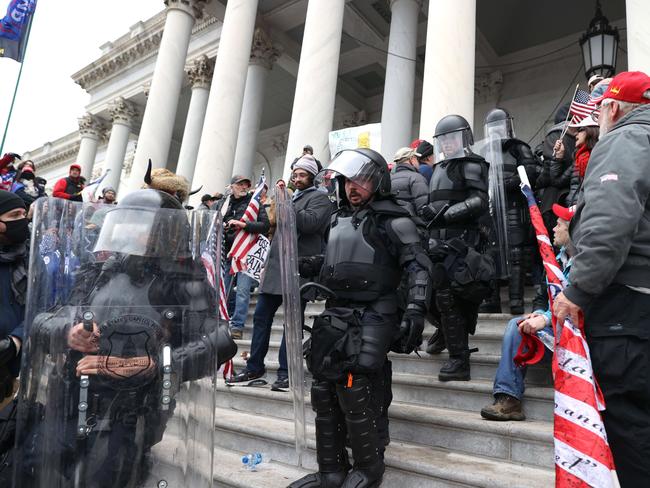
[242,452,268,471]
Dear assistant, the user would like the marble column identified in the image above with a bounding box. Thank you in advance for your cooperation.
[76,114,105,181]
[104,97,138,193]
[283,0,345,179]
[191,0,259,201]
[419,0,476,140]
[176,55,214,181]
[130,0,205,189]
[626,0,650,73]
[380,0,421,160]
[232,28,279,179]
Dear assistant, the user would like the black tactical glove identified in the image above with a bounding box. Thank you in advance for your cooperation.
[445,237,468,257]
[428,238,449,262]
[394,307,425,354]
[298,254,324,279]
[420,204,448,228]
[0,337,17,366]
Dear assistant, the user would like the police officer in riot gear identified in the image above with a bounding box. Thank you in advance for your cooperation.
[13,190,237,488]
[289,148,432,488]
[481,108,538,314]
[420,115,493,381]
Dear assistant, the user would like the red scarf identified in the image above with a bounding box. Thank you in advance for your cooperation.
[574,144,591,179]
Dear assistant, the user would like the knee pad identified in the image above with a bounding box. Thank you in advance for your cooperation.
[435,288,455,312]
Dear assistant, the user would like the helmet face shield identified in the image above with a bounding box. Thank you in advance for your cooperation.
[94,207,189,257]
[433,130,471,163]
[484,118,514,140]
[315,150,382,194]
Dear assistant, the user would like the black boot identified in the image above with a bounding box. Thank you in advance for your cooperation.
[289,381,350,487]
[508,246,524,315]
[436,289,470,381]
[336,376,385,488]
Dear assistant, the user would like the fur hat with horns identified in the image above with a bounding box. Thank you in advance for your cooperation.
[143,159,201,202]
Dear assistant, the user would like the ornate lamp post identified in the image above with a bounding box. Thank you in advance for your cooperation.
[579,0,620,80]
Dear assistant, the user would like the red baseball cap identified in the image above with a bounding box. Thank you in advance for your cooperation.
[592,71,650,105]
[552,204,575,222]
[70,163,82,171]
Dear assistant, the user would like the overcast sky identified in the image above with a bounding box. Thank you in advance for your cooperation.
[0,0,164,155]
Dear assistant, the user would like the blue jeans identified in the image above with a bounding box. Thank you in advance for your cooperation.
[493,317,553,400]
[246,293,287,378]
[223,270,257,330]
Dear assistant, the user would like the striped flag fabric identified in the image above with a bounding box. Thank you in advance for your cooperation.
[228,172,266,274]
[569,89,596,123]
[200,212,229,321]
[517,167,618,488]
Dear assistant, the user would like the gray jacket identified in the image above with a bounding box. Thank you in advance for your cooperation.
[565,103,650,307]
[260,186,332,295]
[390,164,429,222]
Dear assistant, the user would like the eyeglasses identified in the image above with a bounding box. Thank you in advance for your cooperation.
[591,99,615,122]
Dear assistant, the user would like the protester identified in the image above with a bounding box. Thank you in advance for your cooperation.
[11,166,45,208]
[289,149,431,488]
[554,70,650,486]
[390,146,429,222]
[199,193,215,210]
[481,204,574,421]
[0,153,21,192]
[0,191,28,405]
[229,155,330,390]
[412,139,434,183]
[99,186,117,204]
[219,175,270,339]
[52,164,85,201]
[587,74,604,92]
[553,115,599,206]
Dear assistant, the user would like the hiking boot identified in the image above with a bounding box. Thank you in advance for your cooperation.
[479,302,502,313]
[509,301,525,316]
[425,328,446,355]
[271,376,289,391]
[230,328,243,340]
[288,470,348,488]
[480,393,526,421]
[438,353,470,382]
[226,369,266,386]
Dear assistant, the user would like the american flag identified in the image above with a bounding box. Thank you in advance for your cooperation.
[569,89,596,123]
[200,213,230,321]
[227,172,266,274]
[518,167,618,488]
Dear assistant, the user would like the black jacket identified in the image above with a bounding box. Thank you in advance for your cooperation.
[216,194,270,254]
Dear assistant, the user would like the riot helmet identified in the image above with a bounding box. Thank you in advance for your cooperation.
[94,189,190,258]
[432,114,474,163]
[315,148,391,204]
[484,108,515,140]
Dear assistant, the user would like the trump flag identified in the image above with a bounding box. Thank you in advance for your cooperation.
[0,0,37,62]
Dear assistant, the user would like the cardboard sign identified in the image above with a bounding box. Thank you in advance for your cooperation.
[329,123,381,156]
[242,234,271,281]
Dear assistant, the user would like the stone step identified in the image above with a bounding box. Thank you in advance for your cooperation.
[232,339,552,386]
[226,357,553,422]
[215,382,553,469]
[212,406,554,488]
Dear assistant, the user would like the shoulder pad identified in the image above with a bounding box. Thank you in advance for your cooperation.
[463,161,487,182]
[388,217,420,245]
[368,198,411,217]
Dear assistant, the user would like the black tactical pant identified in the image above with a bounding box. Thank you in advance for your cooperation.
[585,284,650,487]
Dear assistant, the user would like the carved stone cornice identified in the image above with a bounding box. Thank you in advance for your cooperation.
[187,54,214,89]
[250,28,279,69]
[36,141,81,172]
[164,0,207,20]
[475,70,503,104]
[109,97,138,127]
[72,11,218,92]
[77,113,106,139]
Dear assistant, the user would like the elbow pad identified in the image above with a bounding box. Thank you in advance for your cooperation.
[444,194,487,223]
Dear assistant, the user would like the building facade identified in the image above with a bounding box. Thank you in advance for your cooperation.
[23,0,648,203]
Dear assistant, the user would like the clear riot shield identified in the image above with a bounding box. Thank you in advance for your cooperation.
[13,197,228,488]
[478,134,510,278]
[275,186,307,467]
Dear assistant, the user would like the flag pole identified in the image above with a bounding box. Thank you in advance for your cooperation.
[552,83,580,158]
[0,3,38,154]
